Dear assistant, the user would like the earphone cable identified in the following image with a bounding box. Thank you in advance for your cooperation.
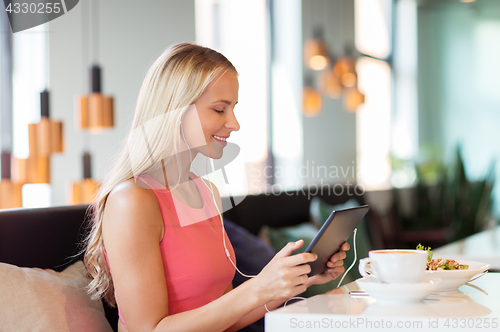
[336,228,357,289]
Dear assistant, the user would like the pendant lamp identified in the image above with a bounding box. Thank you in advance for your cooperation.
[14,155,50,184]
[304,26,329,71]
[343,87,365,113]
[16,90,63,184]
[77,65,114,131]
[334,56,357,88]
[70,152,99,204]
[320,68,342,99]
[29,90,64,156]
[0,153,22,209]
[303,77,322,117]
[76,0,114,132]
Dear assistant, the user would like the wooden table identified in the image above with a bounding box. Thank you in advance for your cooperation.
[265,273,500,332]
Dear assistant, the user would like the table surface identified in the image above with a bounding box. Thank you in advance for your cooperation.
[433,226,500,270]
[265,273,500,332]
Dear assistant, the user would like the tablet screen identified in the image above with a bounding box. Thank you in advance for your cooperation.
[305,205,369,277]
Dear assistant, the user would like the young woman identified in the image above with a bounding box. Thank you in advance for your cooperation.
[83,43,350,332]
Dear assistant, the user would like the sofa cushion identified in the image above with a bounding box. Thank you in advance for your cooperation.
[224,219,275,332]
[224,219,276,288]
[0,260,112,332]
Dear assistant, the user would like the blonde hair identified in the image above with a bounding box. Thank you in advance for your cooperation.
[83,43,238,305]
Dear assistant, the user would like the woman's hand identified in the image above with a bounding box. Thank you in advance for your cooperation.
[307,242,350,286]
[251,240,317,303]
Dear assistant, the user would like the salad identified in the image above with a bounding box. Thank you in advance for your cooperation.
[416,244,469,270]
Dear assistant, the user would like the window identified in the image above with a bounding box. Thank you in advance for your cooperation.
[195,0,268,197]
[0,10,11,179]
[356,57,392,190]
[356,0,419,189]
[13,23,51,207]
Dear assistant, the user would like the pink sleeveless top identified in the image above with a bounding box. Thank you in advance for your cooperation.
[113,172,236,328]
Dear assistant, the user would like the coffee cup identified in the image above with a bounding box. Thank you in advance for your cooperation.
[358,249,428,283]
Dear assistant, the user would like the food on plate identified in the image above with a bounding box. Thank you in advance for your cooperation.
[427,258,469,270]
[416,244,469,270]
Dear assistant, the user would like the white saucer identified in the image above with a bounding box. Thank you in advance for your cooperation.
[355,276,442,304]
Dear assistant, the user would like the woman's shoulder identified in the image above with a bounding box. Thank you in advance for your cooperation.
[104,178,160,224]
[108,178,157,206]
[103,178,163,239]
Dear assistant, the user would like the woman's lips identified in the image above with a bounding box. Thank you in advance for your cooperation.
[212,135,228,146]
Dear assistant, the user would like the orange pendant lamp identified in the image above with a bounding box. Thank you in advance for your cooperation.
[76,0,114,132]
[69,152,100,204]
[30,90,64,157]
[334,56,357,88]
[303,77,322,117]
[0,152,23,209]
[343,87,365,113]
[77,65,114,131]
[16,90,64,184]
[304,27,329,71]
[320,68,342,99]
[13,154,50,184]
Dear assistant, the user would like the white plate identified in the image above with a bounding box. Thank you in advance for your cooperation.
[424,260,490,292]
[355,276,442,304]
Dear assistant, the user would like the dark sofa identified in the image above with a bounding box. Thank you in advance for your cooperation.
[0,184,370,331]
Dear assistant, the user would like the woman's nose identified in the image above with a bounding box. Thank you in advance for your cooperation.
[225,110,240,132]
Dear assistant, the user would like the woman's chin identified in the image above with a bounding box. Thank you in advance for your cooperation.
[199,148,224,160]
[205,143,225,159]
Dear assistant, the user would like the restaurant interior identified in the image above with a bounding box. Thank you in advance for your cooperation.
[0,0,499,331]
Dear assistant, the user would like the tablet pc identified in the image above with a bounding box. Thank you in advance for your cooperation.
[305,205,369,277]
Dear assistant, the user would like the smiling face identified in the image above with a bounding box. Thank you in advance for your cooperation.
[181,70,240,159]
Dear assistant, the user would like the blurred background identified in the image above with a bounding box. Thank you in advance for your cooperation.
[0,0,499,246]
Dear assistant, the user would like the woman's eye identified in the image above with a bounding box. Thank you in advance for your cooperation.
[214,109,224,114]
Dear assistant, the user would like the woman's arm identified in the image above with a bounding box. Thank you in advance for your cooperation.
[102,180,316,332]
[153,240,310,332]
[223,244,349,332]
[225,301,284,332]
